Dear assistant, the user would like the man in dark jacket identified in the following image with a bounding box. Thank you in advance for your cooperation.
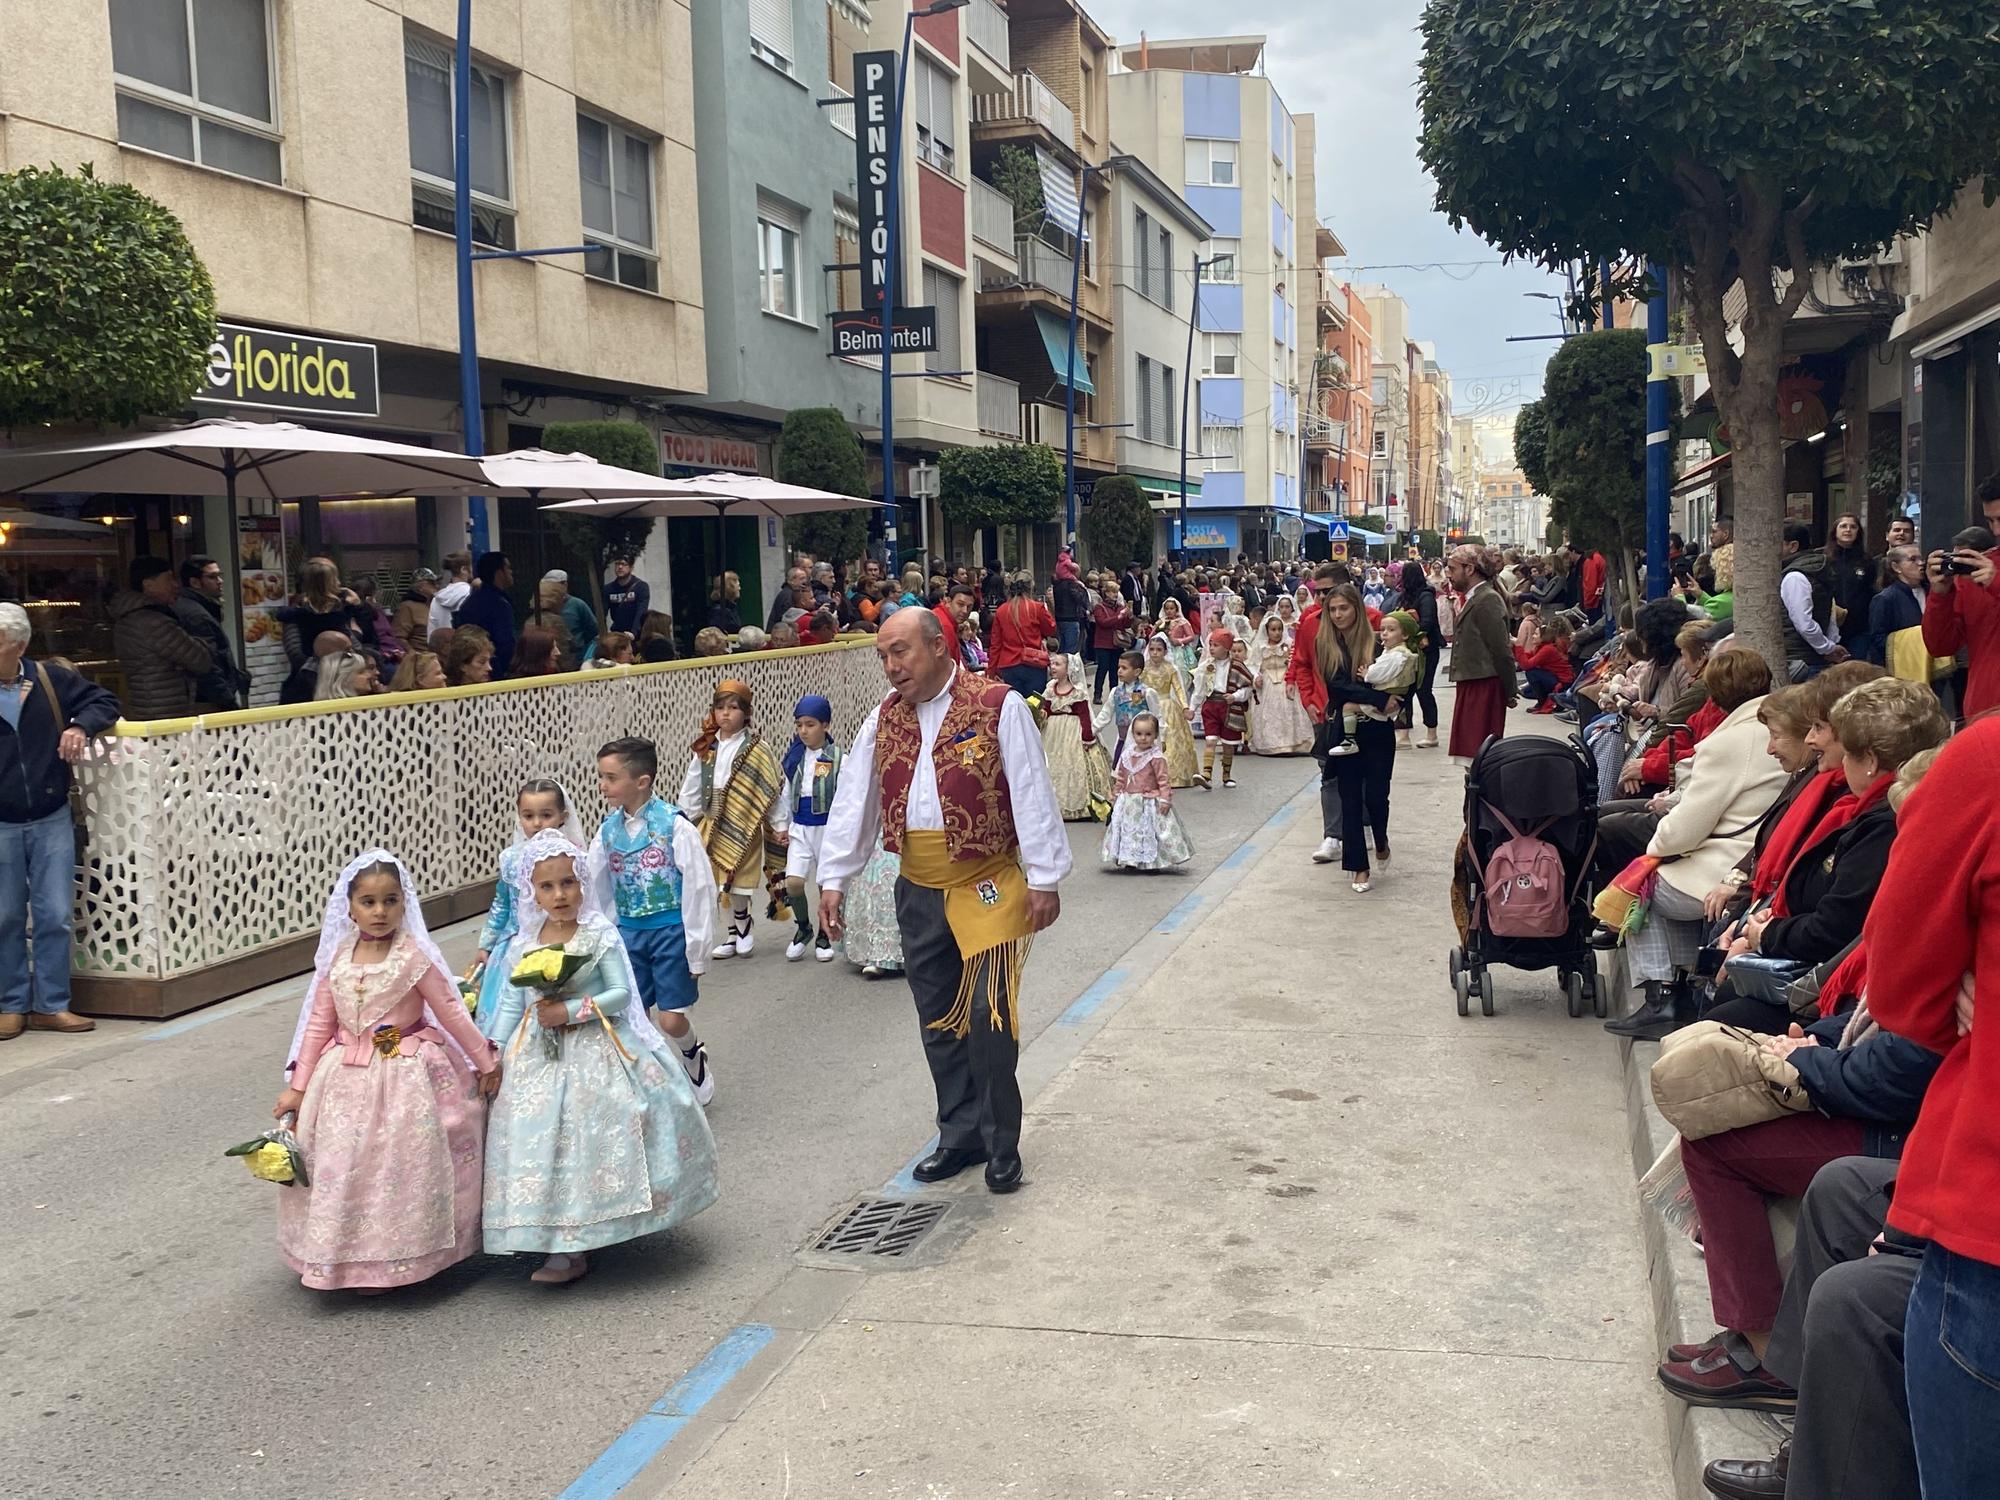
[110,557,213,720]
[453,551,517,677]
[605,555,650,635]
[0,602,121,1038]
[172,555,248,711]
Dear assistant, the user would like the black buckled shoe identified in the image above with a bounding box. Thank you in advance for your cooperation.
[911,1146,988,1183]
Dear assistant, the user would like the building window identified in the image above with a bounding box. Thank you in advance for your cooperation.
[1183,137,1237,187]
[758,193,805,320]
[913,53,955,175]
[1135,354,1155,442]
[1161,365,1176,447]
[1159,225,1175,312]
[832,200,862,313]
[750,0,795,74]
[1201,238,1239,282]
[1370,374,1387,403]
[1201,333,1239,377]
[578,113,658,293]
[924,264,963,374]
[110,0,281,183]
[1201,424,1242,472]
[405,31,515,248]
[1373,429,1387,456]
[1132,208,1152,298]
[1081,206,1096,280]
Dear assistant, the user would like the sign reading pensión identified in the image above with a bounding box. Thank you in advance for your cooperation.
[200,322,380,417]
[853,50,898,312]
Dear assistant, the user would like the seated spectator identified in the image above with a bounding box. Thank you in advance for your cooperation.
[593,631,635,667]
[281,630,359,705]
[386,650,445,693]
[1692,683,1823,925]
[1514,612,1575,712]
[636,610,677,662]
[1920,470,2000,717]
[766,623,800,649]
[692,626,731,658]
[442,625,496,687]
[313,649,381,701]
[525,582,577,669]
[427,627,455,657]
[1636,623,1727,788]
[735,624,768,652]
[507,625,562,679]
[1656,737,1947,1417]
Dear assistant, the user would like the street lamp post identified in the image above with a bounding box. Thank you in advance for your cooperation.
[1177,249,1207,559]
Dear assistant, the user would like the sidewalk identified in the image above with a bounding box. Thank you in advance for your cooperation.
[626,734,1675,1500]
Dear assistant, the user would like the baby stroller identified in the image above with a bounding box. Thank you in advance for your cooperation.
[1449,734,1601,1018]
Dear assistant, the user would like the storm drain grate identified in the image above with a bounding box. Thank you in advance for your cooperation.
[812,1198,950,1258]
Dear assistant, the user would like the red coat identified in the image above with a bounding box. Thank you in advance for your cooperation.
[1639,695,1724,787]
[1580,552,1607,610]
[1867,714,2000,1264]
[1089,597,1132,651]
[987,597,1056,672]
[1286,605,1332,722]
[1512,641,1576,686]
[1920,550,2000,718]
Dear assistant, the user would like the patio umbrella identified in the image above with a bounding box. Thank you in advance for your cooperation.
[476,447,685,499]
[0,418,493,505]
[539,472,883,521]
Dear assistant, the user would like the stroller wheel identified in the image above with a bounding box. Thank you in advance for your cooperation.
[1587,968,1607,1018]
[1478,969,1495,1017]
[1453,963,1471,1017]
[1563,970,1586,1019]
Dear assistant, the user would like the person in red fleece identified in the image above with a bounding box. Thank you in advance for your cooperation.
[1865,710,2000,1488]
[1573,543,1607,619]
[1640,696,1726,785]
[1513,611,1576,712]
[986,576,1056,697]
[1920,474,2000,718]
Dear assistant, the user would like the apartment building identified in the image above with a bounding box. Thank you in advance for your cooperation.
[0,0,707,662]
[1359,285,1413,532]
[1411,346,1453,534]
[1111,35,1302,563]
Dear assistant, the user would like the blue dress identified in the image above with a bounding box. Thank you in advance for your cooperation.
[481,918,721,1255]
[473,846,524,1036]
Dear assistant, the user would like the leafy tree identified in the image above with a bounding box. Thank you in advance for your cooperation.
[540,419,657,619]
[1079,473,1153,568]
[0,165,216,430]
[939,442,1061,529]
[990,145,1046,236]
[1513,401,1551,498]
[1413,528,1444,558]
[776,406,868,567]
[1418,0,2000,662]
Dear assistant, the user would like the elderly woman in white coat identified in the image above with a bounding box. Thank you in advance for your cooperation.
[1608,649,1790,1039]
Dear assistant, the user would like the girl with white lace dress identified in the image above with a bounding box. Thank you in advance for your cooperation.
[1100,715,1194,871]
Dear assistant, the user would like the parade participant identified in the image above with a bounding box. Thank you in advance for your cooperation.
[781,695,843,962]
[1160,596,1198,677]
[1219,595,1252,646]
[1248,614,1313,755]
[816,608,1071,1194]
[1189,628,1252,788]
[1100,714,1193,872]
[842,834,906,980]
[595,737,717,1103]
[1367,610,1427,743]
[1141,633,1200,788]
[1094,649,1164,766]
[678,681,790,960]
[273,852,501,1292]
[1039,652,1113,820]
[469,779,585,1033]
[481,832,720,1285]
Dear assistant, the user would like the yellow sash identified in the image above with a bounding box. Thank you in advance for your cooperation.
[900,830,1033,1039]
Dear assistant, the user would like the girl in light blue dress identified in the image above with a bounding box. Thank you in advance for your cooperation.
[482,829,721,1284]
[472,779,584,1035]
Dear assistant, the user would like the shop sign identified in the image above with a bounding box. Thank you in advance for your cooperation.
[660,432,762,473]
[200,323,380,417]
[1176,517,1240,552]
[830,306,939,356]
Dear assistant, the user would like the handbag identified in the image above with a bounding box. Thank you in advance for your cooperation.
[1721,952,1811,1005]
[1650,1021,1813,1140]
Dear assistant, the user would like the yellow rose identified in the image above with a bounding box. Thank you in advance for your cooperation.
[248,1140,296,1183]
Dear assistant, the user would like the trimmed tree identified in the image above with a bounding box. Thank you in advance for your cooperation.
[0,165,216,430]
[1079,473,1153,568]
[939,442,1061,530]
[540,419,657,619]
[1417,0,2000,662]
[777,406,868,568]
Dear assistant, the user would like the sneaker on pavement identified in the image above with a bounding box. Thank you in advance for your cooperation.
[1326,742,1359,757]
[1311,836,1341,864]
[785,934,809,961]
[711,939,738,960]
[1657,1332,1797,1411]
[732,916,755,957]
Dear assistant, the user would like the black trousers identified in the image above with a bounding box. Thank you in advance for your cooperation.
[1414,644,1441,729]
[894,880,1022,1158]
[1332,718,1395,873]
[1701,989,1793,1032]
[1092,645,1120,700]
[1593,798,1660,888]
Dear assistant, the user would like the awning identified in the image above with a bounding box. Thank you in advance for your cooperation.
[1907,298,2000,362]
[1033,308,1095,395]
[1139,477,1200,506]
[828,0,872,26]
[1673,450,1732,494]
[1035,146,1081,235]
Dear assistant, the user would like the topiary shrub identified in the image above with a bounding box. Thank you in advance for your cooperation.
[777,406,868,566]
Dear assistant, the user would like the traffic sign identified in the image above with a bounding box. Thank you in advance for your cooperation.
[1328,517,1350,542]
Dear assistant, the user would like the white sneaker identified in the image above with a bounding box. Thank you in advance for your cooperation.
[682,1043,715,1106]
[1326,741,1359,757]
[1312,836,1341,864]
[732,916,755,957]
[711,939,737,960]
[814,934,837,963]
[785,934,809,961]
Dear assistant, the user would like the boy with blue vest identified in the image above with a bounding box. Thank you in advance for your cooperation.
[594,736,719,1104]
[781,695,844,962]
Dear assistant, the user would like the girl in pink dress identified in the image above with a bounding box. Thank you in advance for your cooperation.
[1100,714,1195,871]
[273,851,501,1292]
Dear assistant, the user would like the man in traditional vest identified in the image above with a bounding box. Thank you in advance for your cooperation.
[818,608,1071,1193]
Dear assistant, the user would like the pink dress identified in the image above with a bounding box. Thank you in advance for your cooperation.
[278,932,498,1290]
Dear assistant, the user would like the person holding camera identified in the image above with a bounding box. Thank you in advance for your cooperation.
[1921,472,2000,718]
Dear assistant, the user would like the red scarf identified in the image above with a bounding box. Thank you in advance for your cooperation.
[1818,940,1868,1018]
[1768,772,1893,918]
[1751,768,1846,904]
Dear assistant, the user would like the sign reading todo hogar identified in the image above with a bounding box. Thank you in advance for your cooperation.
[200,322,382,418]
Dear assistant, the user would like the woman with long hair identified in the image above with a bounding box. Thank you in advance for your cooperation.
[706,571,743,635]
[313,649,380,700]
[1396,559,1442,748]
[1312,584,1398,891]
[387,649,446,693]
[508,625,562,679]
[1826,511,1876,655]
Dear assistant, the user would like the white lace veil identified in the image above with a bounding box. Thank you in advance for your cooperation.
[284,849,467,1079]
[509,829,670,1055]
[508,777,588,848]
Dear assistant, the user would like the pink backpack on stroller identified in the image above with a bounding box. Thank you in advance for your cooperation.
[1481,810,1568,938]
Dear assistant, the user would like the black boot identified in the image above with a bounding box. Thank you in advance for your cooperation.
[1604,979,1687,1041]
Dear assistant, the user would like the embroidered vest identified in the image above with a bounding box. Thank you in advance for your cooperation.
[789,743,844,828]
[875,672,1017,861]
[1110,683,1150,732]
[600,799,684,929]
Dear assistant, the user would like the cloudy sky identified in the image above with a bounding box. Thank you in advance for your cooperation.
[1087,0,1570,419]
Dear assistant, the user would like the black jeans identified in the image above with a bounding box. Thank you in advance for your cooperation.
[1593,799,1660,888]
[998,663,1045,698]
[1414,643,1441,729]
[1522,666,1560,703]
[1092,646,1120,700]
[1332,717,1396,873]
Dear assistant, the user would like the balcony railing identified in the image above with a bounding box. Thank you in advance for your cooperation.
[965,0,1010,70]
[1014,234,1073,296]
[971,177,1017,254]
[972,70,1075,147]
[977,371,1022,438]
[1022,401,1066,446]
[826,84,855,137]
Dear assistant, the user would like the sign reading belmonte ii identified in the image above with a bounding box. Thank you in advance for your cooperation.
[199,322,381,418]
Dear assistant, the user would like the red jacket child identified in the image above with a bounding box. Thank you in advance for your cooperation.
[1512,640,1576,686]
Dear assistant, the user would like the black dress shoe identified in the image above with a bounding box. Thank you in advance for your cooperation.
[1703,1440,1789,1499]
[984,1152,1023,1194]
[911,1146,987,1183]
[1587,923,1621,950]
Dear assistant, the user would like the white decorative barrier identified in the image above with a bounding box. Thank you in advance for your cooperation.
[71,641,887,1015]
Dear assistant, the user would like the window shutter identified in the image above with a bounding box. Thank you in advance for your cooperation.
[924,266,962,372]
[1160,227,1173,311]
[1136,355,1153,441]
[758,191,804,237]
[750,0,794,65]
[1162,367,1175,446]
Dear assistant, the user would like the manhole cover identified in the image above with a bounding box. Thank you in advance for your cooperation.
[811,1198,950,1259]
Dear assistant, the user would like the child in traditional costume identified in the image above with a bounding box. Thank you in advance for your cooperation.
[841,834,905,979]
[1248,614,1314,755]
[1141,633,1200,789]
[1160,597,1198,678]
[473,778,586,1034]
[273,852,501,1292]
[1094,649,1164,766]
[679,679,789,960]
[1100,715,1194,871]
[595,737,719,1103]
[781,695,843,962]
[1367,609,1427,746]
[482,831,721,1285]
[1189,627,1254,788]
[1038,653,1113,820]
[1219,595,1252,646]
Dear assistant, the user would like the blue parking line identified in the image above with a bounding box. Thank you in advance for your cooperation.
[883,1132,941,1195]
[1154,889,1207,932]
[557,1324,777,1500]
[1057,968,1129,1027]
[1219,840,1261,871]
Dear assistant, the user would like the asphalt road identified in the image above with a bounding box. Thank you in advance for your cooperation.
[2,751,1315,1500]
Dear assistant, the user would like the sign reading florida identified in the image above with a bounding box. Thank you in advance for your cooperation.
[201,323,382,418]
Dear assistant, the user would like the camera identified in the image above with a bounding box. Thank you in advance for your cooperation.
[1947,557,1980,576]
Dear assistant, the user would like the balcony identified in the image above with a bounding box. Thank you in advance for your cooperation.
[965,0,1011,75]
[977,371,1022,438]
[825,84,855,138]
[971,70,1075,150]
[971,177,1017,256]
[1019,400,1111,465]
[1303,416,1347,454]
[1013,234,1072,296]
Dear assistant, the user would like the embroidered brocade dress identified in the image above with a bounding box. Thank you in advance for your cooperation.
[472,844,524,1029]
[278,933,495,1290]
[1101,756,1194,871]
[1039,682,1113,820]
[1141,661,1200,789]
[482,921,720,1255]
[1249,648,1315,755]
[841,837,905,972]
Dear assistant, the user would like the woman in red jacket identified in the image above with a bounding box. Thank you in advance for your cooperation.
[987,576,1057,697]
[1865,711,2000,1492]
[1513,612,1576,713]
[1087,577,1132,705]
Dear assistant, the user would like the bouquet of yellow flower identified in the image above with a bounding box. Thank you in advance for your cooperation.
[458,960,484,1015]
[225,1115,309,1187]
[510,944,593,1058]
